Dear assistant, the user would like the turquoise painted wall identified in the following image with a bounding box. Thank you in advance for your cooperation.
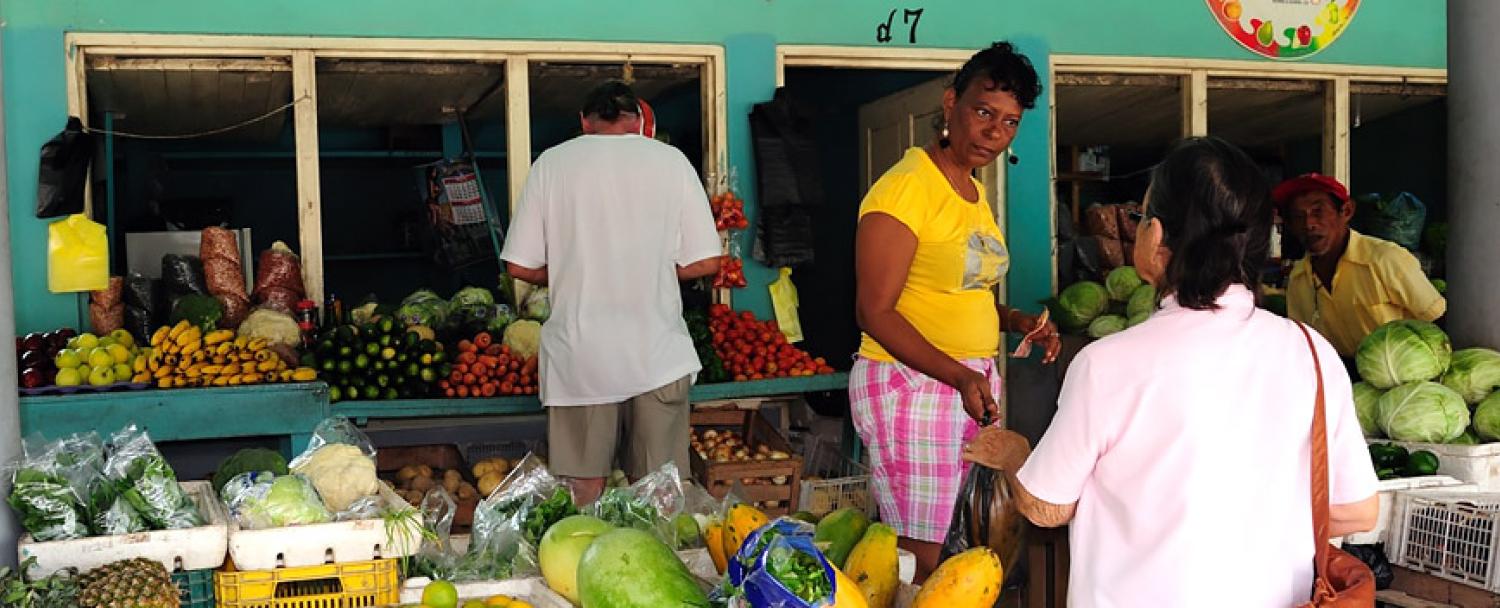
[2,1,1447,334]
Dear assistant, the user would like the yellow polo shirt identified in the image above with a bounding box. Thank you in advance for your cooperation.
[1286,230,1446,357]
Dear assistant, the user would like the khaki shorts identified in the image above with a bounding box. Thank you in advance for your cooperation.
[547,375,693,479]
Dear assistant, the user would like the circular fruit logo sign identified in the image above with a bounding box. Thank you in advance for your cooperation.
[1207,0,1361,60]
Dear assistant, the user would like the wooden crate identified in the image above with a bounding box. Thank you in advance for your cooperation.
[690,408,802,516]
[375,444,478,528]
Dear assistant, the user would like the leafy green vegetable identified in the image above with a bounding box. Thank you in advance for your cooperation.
[0,557,80,608]
[169,294,224,331]
[226,473,333,529]
[522,287,551,322]
[1377,381,1469,443]
[591,488,660,532]
[1087,315,1127,339]
[1442,348,1500,405]
[1474,392,1500,442]
[1126,284,1158,321]
[1353,382,1384,438]
[765,545,831,604]
[1357,320,1452,389]
[106,435,202,531]
[7,468,88,541]
[1104,267,1142,302]
[523,487,579,546]
[397,290,450,329]
[1056,281,1108,330]
[450,286,498,330]
[213,448,289,495]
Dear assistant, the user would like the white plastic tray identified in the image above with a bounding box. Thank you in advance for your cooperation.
[1370,439,1500,490]
[1335,475,1471,546]
[17,481,229,578]
[226,485,419,570]
[401,576,572,607]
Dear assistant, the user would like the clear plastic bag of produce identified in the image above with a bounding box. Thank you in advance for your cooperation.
[289,417,382,520]
[587,461,693,547]
[397,289,451,329]
[459,453,575,581]
[521,286,550,322]
[252,241,305,300]
[676,481,720,551]
[220,471,333,529]
[68,432,146,537]
[102,425,202,530]
[405,487,461,581]
[5,434,92,541]
[449,286,496,330]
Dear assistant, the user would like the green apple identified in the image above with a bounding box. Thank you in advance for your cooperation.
[87,348,115,369]
[108,329,135,349]
[73,333,100,350]
[53,349,82,369]
[106,344,132,364]
[87,365,115,387]
[98,336,116,349]
[54,368,82,387]
[77,364,93,380]
[112,363,133,382]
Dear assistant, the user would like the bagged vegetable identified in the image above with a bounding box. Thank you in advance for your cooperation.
[396,289,450,329]
[460,453,574,581]
[405,488,462,581]
[5,434,93,541]
[169,294,224,331]
[252,241,306,301]
[89,277,125,335]
[220,471,332,529]
[721,519,844,608]
[203,257,248,301]
[199,226,243,267]
[102,425,203,530]
[587,461,691,547]
[237,308,301,348]
[161,254,208,300]
[450,286,497,330]
[289,417,380,516]
[47,214,109,293]
[522,286,550,322]
[64,432,146,537]
[216,294,251,329]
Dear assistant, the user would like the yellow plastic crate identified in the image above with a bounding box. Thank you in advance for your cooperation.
[214,559,399,607]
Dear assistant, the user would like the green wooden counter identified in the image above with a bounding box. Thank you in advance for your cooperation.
[332,372,850,422]
[19,383,329,452]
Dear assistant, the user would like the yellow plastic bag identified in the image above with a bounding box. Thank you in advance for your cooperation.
[768,267,804,343]
[48,214,109,293]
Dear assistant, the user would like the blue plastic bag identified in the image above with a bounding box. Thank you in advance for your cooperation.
[1352,192,1426,251]
[725,518,843,608]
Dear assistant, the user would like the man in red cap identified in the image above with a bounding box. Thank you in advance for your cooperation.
[1277,173,1445,359]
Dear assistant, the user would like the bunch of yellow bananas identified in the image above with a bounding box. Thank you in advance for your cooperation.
[136,320,317,388]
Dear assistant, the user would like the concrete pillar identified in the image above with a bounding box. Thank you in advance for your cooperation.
[0,31,20,567]
[1447,1,1500,349]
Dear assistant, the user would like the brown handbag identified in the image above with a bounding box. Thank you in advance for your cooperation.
[1295,322,1377,607]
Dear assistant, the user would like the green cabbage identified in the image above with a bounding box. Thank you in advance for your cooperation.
[450,286,497,328]
[1056,281,1108,330]
[1377,381,1469,443]
[503,319,543,360]
[1126,284,1158,321]
[222,472,333,530]
[1357,320,1452,389]
[1087,315,1127,339]
[397,290,450,329]
[1105,267,1143,302]
[1352,382,1383,438]
[522,287,551,322]
[1451,429,1481,445]
[1442,348,1500,405]
[1475,392,1500,442]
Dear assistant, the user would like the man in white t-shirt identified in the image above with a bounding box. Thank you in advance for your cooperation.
[501,81,722,503]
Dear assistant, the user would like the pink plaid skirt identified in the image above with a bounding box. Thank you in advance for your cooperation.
[849,356,1002,543]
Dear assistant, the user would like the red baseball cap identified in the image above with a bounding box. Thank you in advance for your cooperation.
[1272,173,1349,208]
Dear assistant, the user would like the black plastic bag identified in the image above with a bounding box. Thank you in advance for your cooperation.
[940,462,1028,587]
[161,255,207,299]
[1341,543,1395,590]
[753,206,815,268]
[36,117,94,219]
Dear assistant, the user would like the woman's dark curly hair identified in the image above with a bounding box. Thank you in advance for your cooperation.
[952,42,1042,109]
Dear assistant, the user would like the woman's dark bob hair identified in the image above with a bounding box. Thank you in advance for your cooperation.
[1145,136,1273,310]
[952,42,1041,109]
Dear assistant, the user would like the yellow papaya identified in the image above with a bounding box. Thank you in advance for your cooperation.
[844,523,899,608]
[912,547,1002,608]
[724,504,770,561]
[704,522,729,575]
[831,564,871,608]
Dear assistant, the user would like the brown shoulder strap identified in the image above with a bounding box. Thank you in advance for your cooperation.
[1296,322,1332,581]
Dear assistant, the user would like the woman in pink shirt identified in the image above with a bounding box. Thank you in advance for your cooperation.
[977,137,1379,606]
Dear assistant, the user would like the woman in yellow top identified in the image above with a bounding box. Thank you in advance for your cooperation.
[851,42,1060,579]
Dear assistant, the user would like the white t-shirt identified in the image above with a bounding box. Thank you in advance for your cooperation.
[501,134,722,407]
[1016,285,1377,608]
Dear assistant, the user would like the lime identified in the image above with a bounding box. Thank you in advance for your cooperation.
[421,580,459,608]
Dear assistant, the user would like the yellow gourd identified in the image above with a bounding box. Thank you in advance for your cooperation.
[912,547,1003,608]
[843,524,899,608]
[704,521,729,574]
[723,503,770,561]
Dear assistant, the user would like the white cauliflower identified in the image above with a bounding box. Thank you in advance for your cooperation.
[503,319,542,360]
[291,444,378,512]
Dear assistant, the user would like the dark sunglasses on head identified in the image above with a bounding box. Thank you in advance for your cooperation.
[1126,209,1145,222]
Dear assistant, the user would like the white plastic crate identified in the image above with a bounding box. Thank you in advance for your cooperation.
[226,486,420,570]
[798,435,874,517]
[401,576,570,607]
[1336,475,1471,546]
[17,481,229,578]
[1371,439,1500,489]
[1388,488,1500,591]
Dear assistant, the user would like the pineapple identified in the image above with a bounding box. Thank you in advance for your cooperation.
[77,557,180,608]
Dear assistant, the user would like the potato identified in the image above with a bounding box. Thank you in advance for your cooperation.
[410,476,435,493]
[472,462,493,479]
[457,483,478,501]
[443,469,462,483]
[396,465,420,483]
[478,471,504,497]
[416,465,434,478]
[442,476,461,495]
